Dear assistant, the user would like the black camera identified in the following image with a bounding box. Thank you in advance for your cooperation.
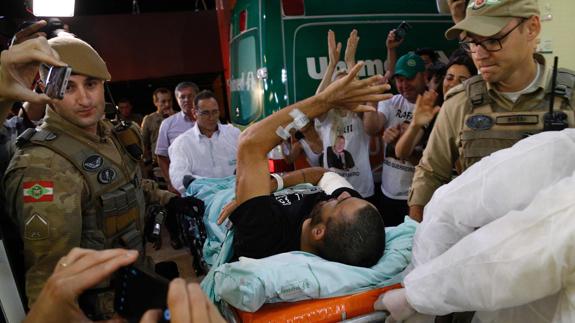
[394,21,412,41]
[44,65,72,100]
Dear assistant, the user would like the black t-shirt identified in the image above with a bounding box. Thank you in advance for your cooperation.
[229,186,360,260]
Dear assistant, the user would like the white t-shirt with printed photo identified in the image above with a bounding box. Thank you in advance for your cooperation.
[317,110,374,198]
[377,94,415,200]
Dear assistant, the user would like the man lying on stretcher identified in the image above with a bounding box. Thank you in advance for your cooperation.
[217,63,392,267]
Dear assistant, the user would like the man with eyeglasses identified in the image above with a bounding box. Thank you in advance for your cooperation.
[374,1,575,321]
[408,0,575,222]
[168,90,240,194]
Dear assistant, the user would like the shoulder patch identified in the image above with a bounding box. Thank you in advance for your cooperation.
[23,181,54,203]
[24,213,50,240]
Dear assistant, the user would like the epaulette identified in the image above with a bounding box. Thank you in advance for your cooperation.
[464,74,489,107]
[444,83,466,101]
[547,67,575,105]
[15,128,57,148]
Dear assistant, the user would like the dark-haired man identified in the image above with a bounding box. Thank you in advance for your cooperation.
[141,87,174,169]
[169,90,240,194]
[226,63,390,267]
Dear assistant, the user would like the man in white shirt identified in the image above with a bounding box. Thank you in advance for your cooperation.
[169,90,240,194]
[363,52,427,226]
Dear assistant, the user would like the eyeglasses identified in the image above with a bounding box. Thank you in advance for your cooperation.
[197,109,219,117]
[459,19,526,53]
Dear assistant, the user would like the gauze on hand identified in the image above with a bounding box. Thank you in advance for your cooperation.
[317,172,353,195]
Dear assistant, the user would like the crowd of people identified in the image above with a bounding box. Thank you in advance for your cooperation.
[1,0,575,322]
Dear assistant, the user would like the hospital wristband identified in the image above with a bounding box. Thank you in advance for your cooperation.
[270,173,284,191]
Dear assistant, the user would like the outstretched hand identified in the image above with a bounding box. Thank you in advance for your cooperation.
[0,37,65,105]
[318,62,392,112]
[24,248,139,323]
[412,90,441,128]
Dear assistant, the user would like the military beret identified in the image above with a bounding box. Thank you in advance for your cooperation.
[48,35,111,81]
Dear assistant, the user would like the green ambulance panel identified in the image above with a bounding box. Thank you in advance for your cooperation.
[230,0,457,128]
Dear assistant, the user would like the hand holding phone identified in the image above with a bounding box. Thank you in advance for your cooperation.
[44,65,72,100]
[114,265,170,323]
[393,21,412,41]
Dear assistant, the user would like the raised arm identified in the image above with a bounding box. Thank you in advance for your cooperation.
[315,30,341,95]
[395,91,440,160]
[383,29,403,83]
[0,37,64,123]
[235,63,390,205]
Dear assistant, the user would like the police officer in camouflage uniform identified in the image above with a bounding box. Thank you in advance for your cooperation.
[2,35,186,315]
[409,0,575,221]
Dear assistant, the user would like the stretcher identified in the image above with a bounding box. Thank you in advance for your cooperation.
[220,284,401,322]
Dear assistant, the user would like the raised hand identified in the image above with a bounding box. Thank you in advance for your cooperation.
[448,0,467,24]
[327,30,342,67]
[412,90,441,128]
[344,29,359,71]
[386,29,403,50]
[319,62,391,112]
[0,37,65,105]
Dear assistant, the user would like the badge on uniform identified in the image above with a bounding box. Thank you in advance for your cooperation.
[98,168,117,184]
[466,114,494,131]
[23,181,54,203]
[24,213,49,240]
[83,155,104,171]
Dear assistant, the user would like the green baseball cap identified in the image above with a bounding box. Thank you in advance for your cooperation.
[445,0,540,40]
[393,52,425,79]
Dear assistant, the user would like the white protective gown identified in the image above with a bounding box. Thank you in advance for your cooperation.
[404,129,575,322]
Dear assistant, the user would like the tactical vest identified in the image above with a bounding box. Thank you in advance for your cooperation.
[16,121,146,252]
[458,68,575,171]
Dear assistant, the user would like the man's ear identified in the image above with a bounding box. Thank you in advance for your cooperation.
[311,223,326,241]
[526,15,541,40]
[192,108,198,119]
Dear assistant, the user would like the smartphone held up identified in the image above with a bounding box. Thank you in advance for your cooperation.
[44,65,72,100]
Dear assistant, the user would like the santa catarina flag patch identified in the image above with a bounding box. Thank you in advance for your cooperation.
[23,181,54,203]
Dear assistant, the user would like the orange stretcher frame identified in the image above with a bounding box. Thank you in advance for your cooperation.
[234,283,401,322]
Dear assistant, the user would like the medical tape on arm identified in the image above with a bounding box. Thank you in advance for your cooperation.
[276,109,310,140]
[270,173,284,191]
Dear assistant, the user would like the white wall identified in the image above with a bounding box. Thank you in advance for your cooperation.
[538,0,575,70]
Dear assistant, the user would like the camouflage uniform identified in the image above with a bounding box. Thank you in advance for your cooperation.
[4,105,174,307]
[141,111,164,164]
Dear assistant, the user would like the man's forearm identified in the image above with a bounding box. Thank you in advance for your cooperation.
[270,167,327,191]
[157,155,171,185]
[239,95,331,158]
[363,110,384,136]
